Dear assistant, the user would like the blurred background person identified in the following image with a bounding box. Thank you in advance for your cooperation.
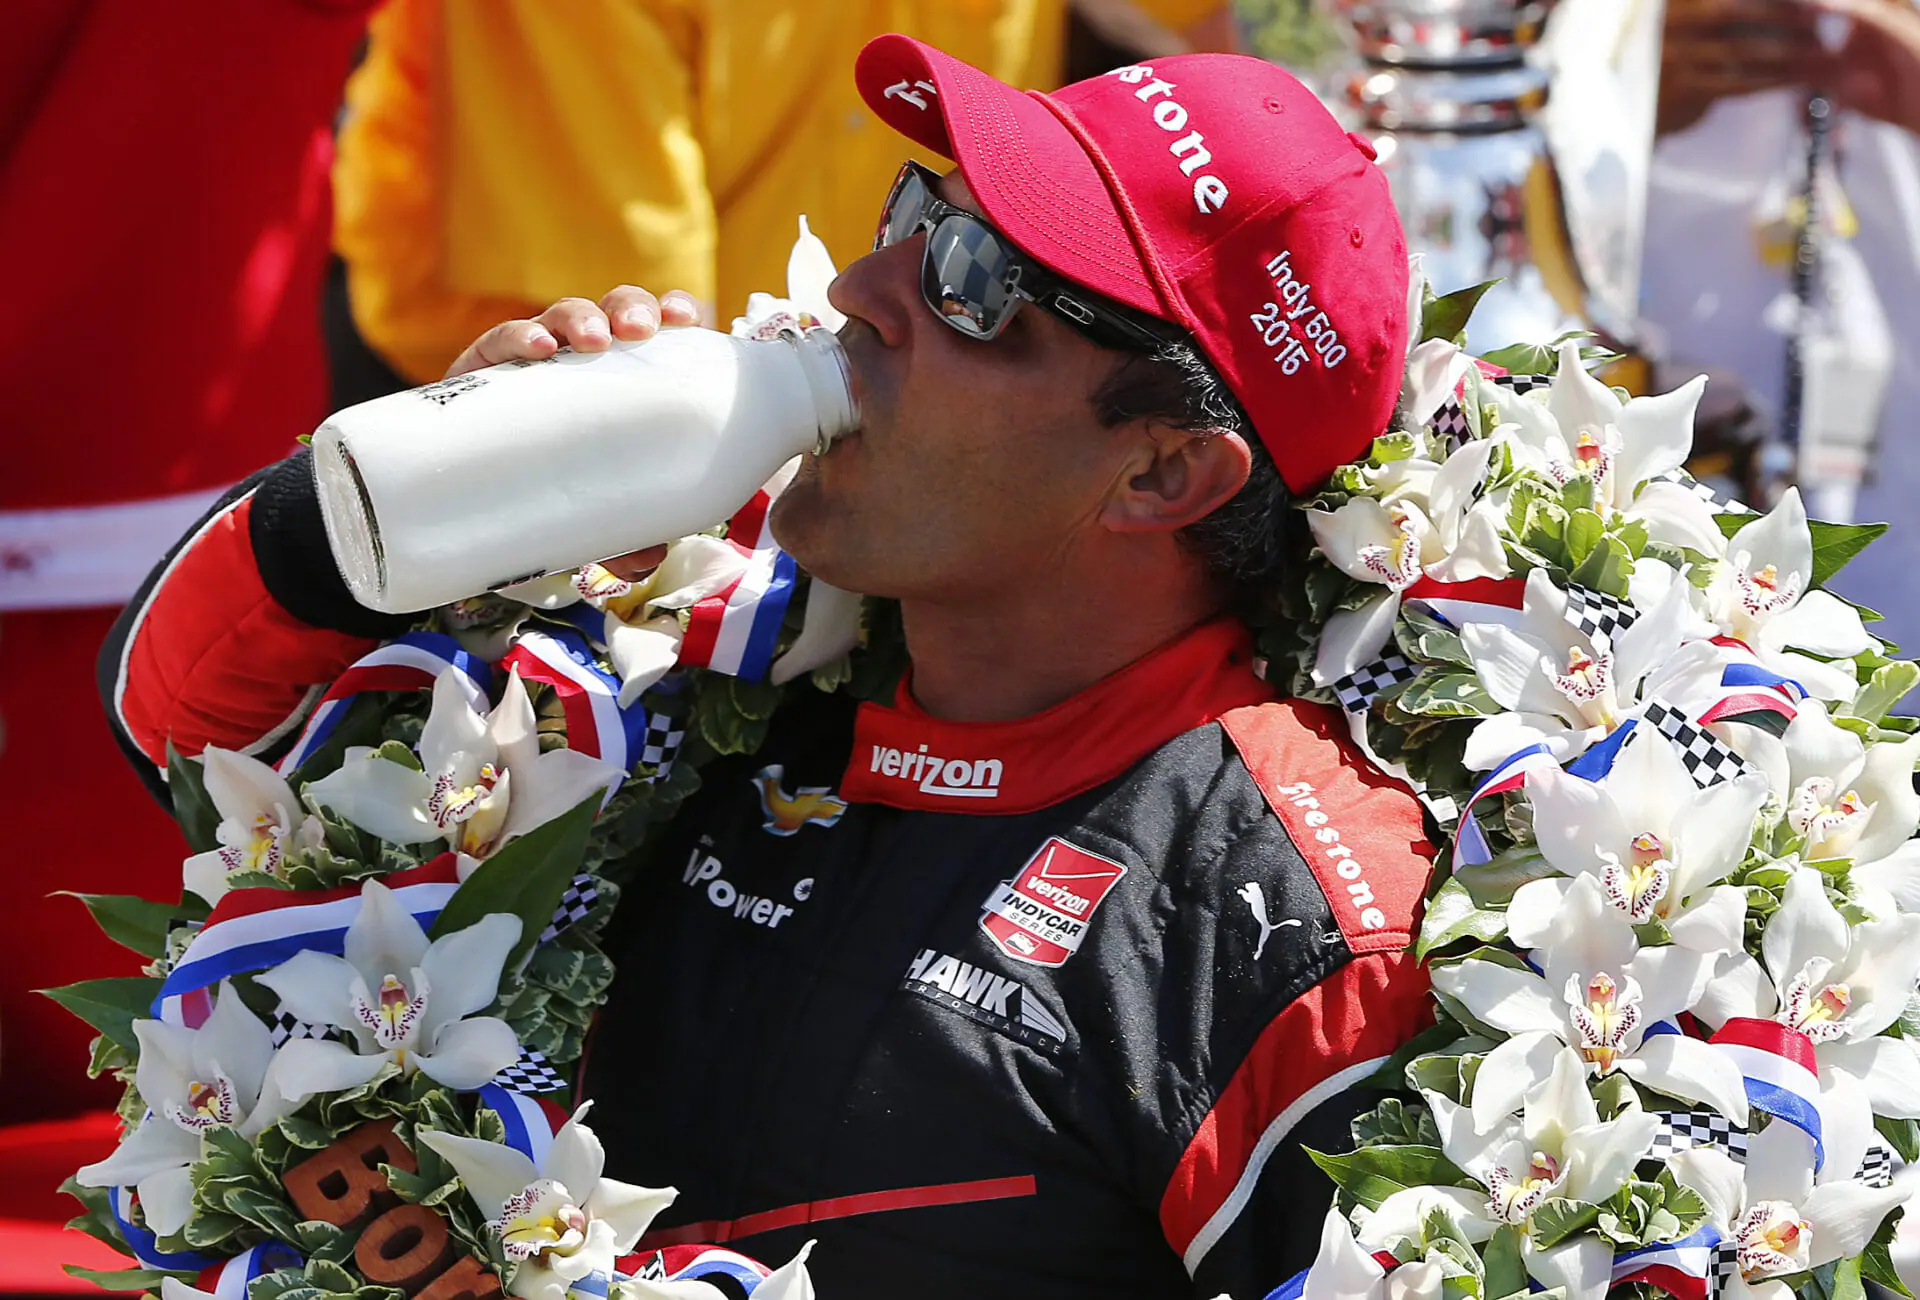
[0,0,376,1287]
[1640,0,1920,662]
[323,0,1237,407]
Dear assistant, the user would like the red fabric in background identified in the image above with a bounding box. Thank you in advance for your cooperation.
[0,0,376,1132]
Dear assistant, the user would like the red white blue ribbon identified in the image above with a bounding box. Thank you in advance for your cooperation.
[188,1242,305,1300]
[677,480,797,682]
[500,626,650,780]
[1697,639,1806,728]
[1711,1017,1825,1170]
[479,1083,570,1168]
[276,631,491,777]
[1404,574,1529,633]
[1454,743,1561,871]
[615,1244,775,1292]
[153,856,463,1026]
[1611,1226,1726,1300]
[108,1184,219,1271]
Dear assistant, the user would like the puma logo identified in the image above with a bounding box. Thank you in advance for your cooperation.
[1236,881,1301,960]
[753,765,848,836]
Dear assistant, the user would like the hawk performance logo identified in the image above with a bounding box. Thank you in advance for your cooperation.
[903,948,1068,1051]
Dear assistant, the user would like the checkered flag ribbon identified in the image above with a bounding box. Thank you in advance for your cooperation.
[1563,585,1639,644]
[1428,396,1472,449]
[1642,700,1752,787]
[1714,1238,1741,1291]
[1332,653,1419,713]
[1655,468,1750,514]
[267,1008,332,1049]
[540,872,601,944]
[1647,1108,1749,1163]
[492,1047,569,1095]
[1493,373,1552,396]
[641,712,685,782]
[1857,1142,1895,1188]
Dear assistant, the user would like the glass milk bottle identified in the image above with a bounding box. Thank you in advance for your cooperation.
[310,325,857,614]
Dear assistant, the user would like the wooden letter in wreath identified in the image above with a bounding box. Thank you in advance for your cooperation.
[282,1120,418,1229]
[356,1202,457,1294]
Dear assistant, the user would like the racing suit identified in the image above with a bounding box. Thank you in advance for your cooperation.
[100,452,1438,1299]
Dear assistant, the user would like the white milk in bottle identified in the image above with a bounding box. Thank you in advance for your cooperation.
[310,324,857,614]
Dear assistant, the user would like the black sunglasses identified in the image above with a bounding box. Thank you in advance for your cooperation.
[874,160,1181,353]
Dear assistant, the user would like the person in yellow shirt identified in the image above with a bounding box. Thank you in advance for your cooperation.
[326,0,1231,400]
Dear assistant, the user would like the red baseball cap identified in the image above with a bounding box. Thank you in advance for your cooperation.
[855,34,1410,495]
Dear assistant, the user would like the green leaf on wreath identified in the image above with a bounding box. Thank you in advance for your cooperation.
[1849,661,1920,726]
[1353,1097,1441,1148]
[1482,1225,1528,1300]
[1877,1115,1920,1165]
[53,892,210,960]
[1397,672,1500,721]
[307,1260,360,1293]
[1712,514,1887,587]
[1529,1197,1601,1248]
[1570,535,1633,598]
[39,977,161,1053]
[167,742,222,853]
[1421,279,1499,346]
[64,1266,196,1290]
[251,1268,317,1300]
[430,794,598,970]
[1831,1250,1869,1300]
[1307,1143,1472,1211]
[1453,845,1555,908]
[1417,878,1508,960]
[1864,1206,1913,1297]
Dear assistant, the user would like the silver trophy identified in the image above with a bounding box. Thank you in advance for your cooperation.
[1321,0,1668,352]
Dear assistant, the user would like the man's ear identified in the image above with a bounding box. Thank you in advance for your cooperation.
[1099,425,1252,534]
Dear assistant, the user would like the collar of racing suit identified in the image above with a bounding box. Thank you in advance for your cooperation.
[839,615,1274,815]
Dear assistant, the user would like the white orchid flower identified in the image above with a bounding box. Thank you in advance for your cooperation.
[306,668,621,856]
[181,747,325,905]
[1460,569,1712,767]
[1709,489,1871,701]
[1309,440,1509,686]
[1423,1048,1657,1300]
[76,983,294,1236]
[1732,701,1920,875]
[1669,1119,1907,1300]
[256,879,521,1100]
[419,1103,674,1300]
[1495,342,1707,513]
[1302,1206,1446,1300]
[1434,874,1745,1129]
[1701,866,1920,1117]
[1512,726,1766,950]
[575,537,758,705]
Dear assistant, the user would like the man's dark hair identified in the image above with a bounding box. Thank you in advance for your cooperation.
[1090,341,1295,618]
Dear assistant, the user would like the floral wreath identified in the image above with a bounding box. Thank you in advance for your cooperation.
[53,232,1920,1300]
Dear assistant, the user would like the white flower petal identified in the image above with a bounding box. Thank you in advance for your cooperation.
[1523,1231,1613,1300]
[1506,878,1573,951]
[1524,767,1625,880]
[1626,479,1731,555]
[1802,1179,1909,1266]
[1611,373,1707,492]
[1762,867,1850,992]
[255,950,360,1030]
[1615,1035,1749,1125]
[605,614,685,707]
[344,879,432,989]
[750,1242,818,1300]
[1851,840,1920,916]
[583,1176,678,1253]
[1666,1147,1745,1229]
[1562,1109,1659,1202]
[545,1104,605,1194]
[487,670,541,783]
[304,750,437,846]
[500,748,621,845]
[787,216,845,330]
[413,1015,521,1090]
[74,1116,200,1188]
[641,536,754,614]
[195,980,275,1108]
[1403,338,1470,427]
[1309,499,1412,587]
[1730,488,1814,594]
[417,914,521,1033]
[272,1039,392,1105]
[1430,960,1564,1037]
[1313,592,1402,687]
[136,1163,199,1238]
[1356,1187,1497,1249]
[770,580,864,686]
[415,1128,539,1220]
[1426,503,1509,582]
[1764,588,1871,658]
[1690,951,1776,1029]
[131,1020,198,1111]
[1672,775,1768,895]
[1304,1206,1387,1300]
[182,849,235,907]
[201,746,301,826]
[1663,884,1748,953]
[1852,734,1920,865]
[1462,710,1572,772]
[419,669,494,777]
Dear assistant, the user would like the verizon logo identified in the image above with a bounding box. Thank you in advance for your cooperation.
[868,744,1002,799]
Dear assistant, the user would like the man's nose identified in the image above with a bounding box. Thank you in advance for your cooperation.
[827,236,921,348]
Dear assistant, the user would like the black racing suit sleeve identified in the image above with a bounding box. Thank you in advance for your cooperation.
[96,448,410,805]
